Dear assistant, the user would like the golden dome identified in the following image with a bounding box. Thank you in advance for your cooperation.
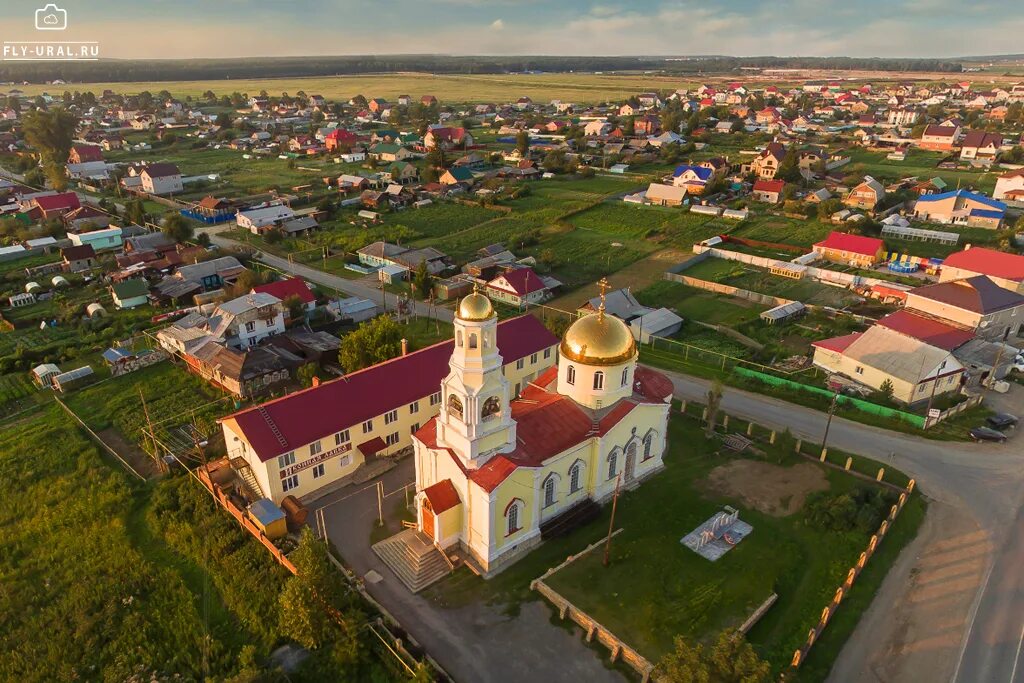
[457,291,495,321]
[560,311,637,366]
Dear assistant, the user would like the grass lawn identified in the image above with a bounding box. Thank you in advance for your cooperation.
[732,215,834,249]
[636,280,767,327]
[680,258,863,308]
[845,148,999,194]
[426,414,924,679]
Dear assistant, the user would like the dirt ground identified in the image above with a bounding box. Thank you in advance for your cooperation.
[546,247,691,312]
[700,459,829,517]
[98,427,164,479]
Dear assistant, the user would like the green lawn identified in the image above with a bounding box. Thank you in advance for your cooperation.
[636,280,767,327]
[731,215,834,249]
[845,148,999,194]
[680,258,863,308]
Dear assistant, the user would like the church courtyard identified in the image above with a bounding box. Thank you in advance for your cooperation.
[424,410,926,680]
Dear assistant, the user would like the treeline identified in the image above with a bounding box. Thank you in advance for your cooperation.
[0,54,966,83]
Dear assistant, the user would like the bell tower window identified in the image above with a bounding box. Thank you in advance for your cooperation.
[469,333,478,349]
[482,396,500,420]
[447,394,463,421]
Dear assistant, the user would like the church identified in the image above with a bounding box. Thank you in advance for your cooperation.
[412,282,673,575]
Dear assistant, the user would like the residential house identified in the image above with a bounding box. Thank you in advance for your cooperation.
[905,276,1024,341]
[994,169,1024,202]
[63,205,111,233]
[577,288,683,343]
[28,192,80,220]
[140,163,184,195]
[68,144,103,164]
[939,247,1024,294]
[154,256,247,302]
[752,179,785,203]
[919,124,960,151]
[207,293,287,349]
[325,129,362,151]
[424,127,473,150]
[634,115,661,136]
[910,177,948,196]
[60,245,97,273]
[369,143,414,163]
[68,226,123,252]
[671,164,714,194]
[385,161,419,185]
[252,277,316,321]
[844,176,885,210]
[959,131,1003,163]
[812,232,885,267]
[236,204,296,234]
[748,142,786,180]
[485,268,551,308]
[357,241,448,275]
[440,167,475,186]
[645,183,688,207]
[912,190,1006,229]
[110,279,150,309]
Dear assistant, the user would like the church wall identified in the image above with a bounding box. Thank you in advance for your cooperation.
[491,466,537,556]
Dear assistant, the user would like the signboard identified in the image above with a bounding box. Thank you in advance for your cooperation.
[927,408,941,418]
[280,442,351,478]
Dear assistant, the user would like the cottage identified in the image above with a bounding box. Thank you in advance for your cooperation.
[252,277,316,320]
[939,247,1024,294]
[752,179,785,203]
[110,279,150,309]
[905,276,1024,341]
[60,244,96,273]
[68,226,122,252]
[812,232,885,267]
[236,204,296,234]
[485,268,550,307]
[139,163,184,195]
[912,190,1006,229]
[671,164,713,193]
[959,131,1003,163]
[994,169,1024,202]
[844,176,885,210]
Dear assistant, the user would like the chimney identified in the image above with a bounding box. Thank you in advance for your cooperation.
[401,338,408,356]
[311,376,320,388]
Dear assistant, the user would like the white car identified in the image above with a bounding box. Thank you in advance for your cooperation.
[1014,354,1024,373]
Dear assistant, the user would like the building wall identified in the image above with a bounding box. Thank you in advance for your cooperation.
[938,266,1024,294]
[905,293,1022,339]
[812,346,961,404]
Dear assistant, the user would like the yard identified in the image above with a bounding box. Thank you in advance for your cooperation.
[425,412,924,680]
[679,258,864,308]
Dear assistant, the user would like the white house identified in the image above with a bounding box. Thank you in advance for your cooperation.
[140,163,184,195]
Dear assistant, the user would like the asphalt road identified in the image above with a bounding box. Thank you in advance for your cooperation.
[655,367,1024,683]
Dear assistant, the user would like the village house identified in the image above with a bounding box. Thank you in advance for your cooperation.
[812,231,885,268]
[369,143,414,163]
[994,169,1024,202]
[60,244,97,273]
[68,226,123,252]
[939,247,1024,294]
[325,129,363,151]
[440,167,475,187]
[27,192,80,220]
[236,204,296,234]
[63,205,111,233]
[252,276,317,321]
[206,293,287,349]
[645,183,688,207]
[844,176,885,210]
[110,278,150,309]
[959,131,1003,163]
[918,124,960,151]
[384,161,419,185]
[424,126,473,150]
[139,163,184,195]
[748,142,786,180]
[485,268,550,307]
[912,190,1007,229]
[154,256,247,302]
[577,288,683,343]
[671,164,714,194]
[752,179,785,203]
[68,144,103,164]
[357,241,448,275]
[218,314,559,505]
[905,276,1024,341]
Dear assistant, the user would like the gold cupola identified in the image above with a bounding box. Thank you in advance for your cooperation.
[560,278,637,366]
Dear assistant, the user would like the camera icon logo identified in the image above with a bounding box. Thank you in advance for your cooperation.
[35,3,68,30]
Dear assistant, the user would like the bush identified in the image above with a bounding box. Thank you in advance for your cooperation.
[804,486,893,534]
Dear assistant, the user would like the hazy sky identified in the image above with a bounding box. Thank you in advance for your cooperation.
[1,0,1021,60]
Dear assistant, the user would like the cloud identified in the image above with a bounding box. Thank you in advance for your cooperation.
[490,18,504,31]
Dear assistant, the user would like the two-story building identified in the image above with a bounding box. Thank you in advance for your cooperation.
[140,163,184,195]
[207,293,286,349]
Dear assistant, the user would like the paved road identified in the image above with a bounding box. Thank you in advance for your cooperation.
[311,460,624,683]
[199,225,455,323]
[655,367,1024,683]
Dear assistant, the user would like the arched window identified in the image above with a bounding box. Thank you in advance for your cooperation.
[566,365,576,385]
[607,449,619,480]
[643,431,655,460]
[569,461,583,493]
[482,396,500,420]
[506,500,521,535]
[456,330,463,347]
[543,475,557,507]
[468,333,478,349]
[593,371,604,390]
[621,367,629,387]
[447,394,463,420]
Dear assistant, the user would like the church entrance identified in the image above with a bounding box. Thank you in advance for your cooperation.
[625,443,637,482]
[421,499,435,541]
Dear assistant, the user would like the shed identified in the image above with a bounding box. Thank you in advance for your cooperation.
[25,281,41,293]
[8,292,36,307]
[629,308,684,343]
[760,301,807,324]
[111,279,149,309]
[51,275,69,287]
[51,365,95,392]
[31,363,61,387]
[248,498,288,540]
[86,302,107,318]
[378,263,408,284]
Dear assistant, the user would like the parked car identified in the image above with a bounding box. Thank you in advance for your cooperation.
[970,426,1008,443]
[1013,354,1024,373]
[986,413,1018,430]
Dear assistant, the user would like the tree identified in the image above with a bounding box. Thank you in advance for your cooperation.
[283,294,306,322]
[21,108,78,190]
[707,629,771,683]
[338,315,403,372]
[657,635,711,683]
[161,212,194,243]
[515,130,530,156]
[413,260,432,299]
[297,363,319,388]
[705,380,723,437]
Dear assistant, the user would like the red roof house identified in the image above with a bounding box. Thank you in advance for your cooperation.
[486,268,548,306]
[812,231,885,267]
[69,144,103,164]
[252,276,316,306]
[31,192,81,220]
[940,247,1024,286]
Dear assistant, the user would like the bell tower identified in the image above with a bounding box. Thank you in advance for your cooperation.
[436,285,516,466]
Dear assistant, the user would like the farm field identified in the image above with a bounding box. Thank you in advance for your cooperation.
[636,280,767,327]
[845,148,1000,194]
[680,257,864,307]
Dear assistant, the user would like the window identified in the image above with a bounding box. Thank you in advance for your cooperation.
[335,430,350,446]
[456,330,463,347]
[430,391,441,406]
[282,474,299,492]
[854,366,864,375]
[621,367,629,387]
[516,358,524,370]
[409,401,419,414]
[277,451,296,469]
[544,348,551,359]
[543,476,556,507]
[567,365,576,385]
[385,432,399,446]
[340,454,352,468]
[410,422,420,434]
[593,371,604,390]
[447,394,464,420]
[506,502,521,535]
[469,333,478,349]
[530,352,538,364]
[918,383,927,393]
[384,409,398,425]
[312,463,325,479]
[482,396,500,420]
[569,463,582,493]
[514,382,521,397]
[310,441,322,456]
[245,321,256,333]
[607,450,618,480]
[362,419,373,434]
[643,432,654,460]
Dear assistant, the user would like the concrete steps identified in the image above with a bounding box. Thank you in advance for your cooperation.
[372,529,451,593]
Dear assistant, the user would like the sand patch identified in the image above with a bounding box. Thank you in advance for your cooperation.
[700,460,829,517]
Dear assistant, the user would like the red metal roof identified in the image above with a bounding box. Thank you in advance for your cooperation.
[812,332,862,353]
[487,268,545,296]
[423,479,461,513]
[942,247,1024,282]
[252,276,316,305]
[33,192,80,213]
[226,315,558,461]
[875,310,974,351]
[813,231,883,257]
[358,436,386,457]
[753,179,785,193]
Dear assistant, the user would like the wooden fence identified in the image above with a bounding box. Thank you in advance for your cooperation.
[664,271,795,308]
[924,394,983,429]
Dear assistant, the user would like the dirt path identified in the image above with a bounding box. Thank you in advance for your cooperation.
[98,428,163,479]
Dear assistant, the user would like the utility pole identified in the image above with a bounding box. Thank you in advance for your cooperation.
[603,473,622,567]
[377,480,385,527]
[821,392,839,454]
[139,388,167,473]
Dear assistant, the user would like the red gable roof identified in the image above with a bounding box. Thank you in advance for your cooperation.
[33,192,80,213]
[226,315,558,461]
[812,332,862,353]
[251,276,315,305]
[753,179,785,193]
[814,231,883,257]
[423,479,461,513]
[875,310,974,351]
[70,144,103,162]
[488,268,545,296]
[942,247,1024,282]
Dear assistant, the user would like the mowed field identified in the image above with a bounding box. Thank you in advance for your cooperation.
[13,72,702,104]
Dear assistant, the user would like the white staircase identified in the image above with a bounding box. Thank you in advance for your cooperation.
[372,529,452,593]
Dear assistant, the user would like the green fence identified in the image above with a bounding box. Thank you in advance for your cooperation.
[732,367,926,428]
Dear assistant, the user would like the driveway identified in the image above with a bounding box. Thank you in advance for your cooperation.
[311,459,624,683]
[655,367,1024,683]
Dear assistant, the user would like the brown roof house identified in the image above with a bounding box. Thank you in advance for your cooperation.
[844,176,885,211]
[905,276,1024,341]
[959,131,1003,164]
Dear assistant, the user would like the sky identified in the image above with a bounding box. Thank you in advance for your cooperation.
[1,0,1022,60]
